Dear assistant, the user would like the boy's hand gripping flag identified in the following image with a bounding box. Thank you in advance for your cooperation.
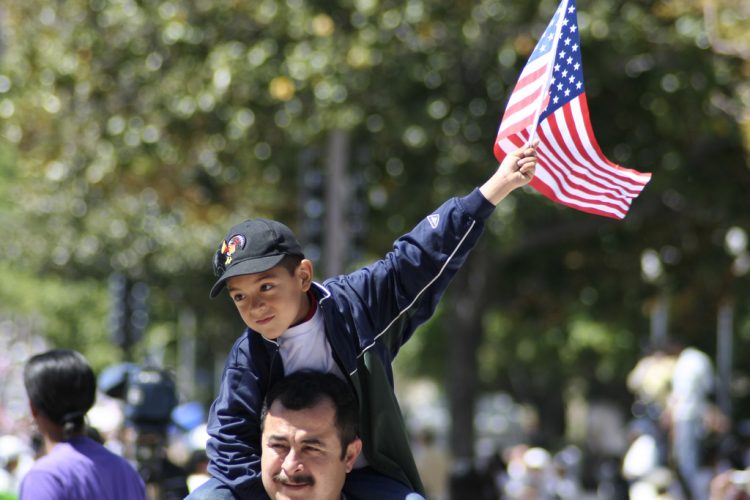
[494,0,651,219]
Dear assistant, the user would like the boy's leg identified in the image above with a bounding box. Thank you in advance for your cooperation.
[186,477,239,500]
[344,467,425,500]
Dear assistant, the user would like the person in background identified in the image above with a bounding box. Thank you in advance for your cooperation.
[0,435,32,498]
[626,343,676,467]
[664,342,716,499]
[709,468,750,500]
[413,428,449,500]
[19,349,146,500]
[187,449,211,494]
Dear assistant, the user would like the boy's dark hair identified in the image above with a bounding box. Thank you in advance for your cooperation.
[261,371,359,459]
[277,254,303,275]
[24,349,96,440]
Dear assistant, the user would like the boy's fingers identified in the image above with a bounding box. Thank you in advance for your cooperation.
[520,147,536,158]
[520,164,536,178]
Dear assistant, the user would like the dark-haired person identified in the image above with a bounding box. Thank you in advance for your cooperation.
[19,349,146,500]
[260,371,362,500]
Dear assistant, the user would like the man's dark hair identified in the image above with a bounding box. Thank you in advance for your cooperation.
[24,349,96,440]
[261,371,359,459]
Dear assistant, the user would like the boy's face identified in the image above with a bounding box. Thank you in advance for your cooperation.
[226,259,313,340]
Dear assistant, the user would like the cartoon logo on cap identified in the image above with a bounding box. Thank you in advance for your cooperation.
[221,234,246,266]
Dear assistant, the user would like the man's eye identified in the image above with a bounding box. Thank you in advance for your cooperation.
[231,294,244,302]
[260,284,274,292]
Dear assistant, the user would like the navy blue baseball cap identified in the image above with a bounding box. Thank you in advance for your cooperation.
[210,218,304,298]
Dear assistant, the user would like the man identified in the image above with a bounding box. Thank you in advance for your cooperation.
[665,342,716,500]
[260,371,362,500]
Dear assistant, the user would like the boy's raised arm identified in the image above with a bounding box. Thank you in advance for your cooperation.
[480,141,538,206]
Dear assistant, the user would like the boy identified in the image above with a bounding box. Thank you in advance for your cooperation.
[192,143,538,499]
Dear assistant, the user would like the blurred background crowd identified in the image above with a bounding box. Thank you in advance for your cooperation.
[2,332,750,499]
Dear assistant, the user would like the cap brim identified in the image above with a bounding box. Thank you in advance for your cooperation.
[209,254,287,298]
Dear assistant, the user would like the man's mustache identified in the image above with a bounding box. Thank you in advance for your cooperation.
[274,471,315,487]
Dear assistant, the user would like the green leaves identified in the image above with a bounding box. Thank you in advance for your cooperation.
[2,0,750,418]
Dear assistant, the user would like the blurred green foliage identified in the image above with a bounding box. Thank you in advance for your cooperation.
[1,0,750,444]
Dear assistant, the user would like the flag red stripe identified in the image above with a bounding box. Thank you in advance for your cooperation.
[498,91,551,141]
[508,132,630,216]
[556,107,639,193]
[498,90,544,137]
[544,110,642,198]
[562,100,651,187]
[575,97,652,183]
[503,85,544,124]
[503,65,547,115]
[501,133,629,216]
[498,133,631,218]
[497,114,647,217]
[540,135,633,206]
[531,175,624,218]
[536,132,632,209]
[498,57,553,137]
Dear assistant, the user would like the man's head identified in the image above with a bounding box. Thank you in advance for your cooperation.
[260,371,361,500]
[211,218,314,339]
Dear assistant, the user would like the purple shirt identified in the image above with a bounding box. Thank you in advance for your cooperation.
[19,436,146,500]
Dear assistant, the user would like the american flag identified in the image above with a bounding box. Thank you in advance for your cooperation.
[494,0,651,219]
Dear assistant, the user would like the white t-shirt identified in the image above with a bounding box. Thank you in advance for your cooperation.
[278,305,345,379]
[277,305,367,467]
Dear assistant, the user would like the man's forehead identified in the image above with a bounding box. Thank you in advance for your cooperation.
[264,399,338,437]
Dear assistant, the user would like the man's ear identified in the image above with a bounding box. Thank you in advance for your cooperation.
[344,438,363,472]
[297,259,313,291]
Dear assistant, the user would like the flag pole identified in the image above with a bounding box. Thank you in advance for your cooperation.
[526,0,570,146]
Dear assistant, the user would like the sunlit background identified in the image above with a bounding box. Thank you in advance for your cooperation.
[1,0,750,497]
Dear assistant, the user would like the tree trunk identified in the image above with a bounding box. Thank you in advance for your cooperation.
[445,244,490,499]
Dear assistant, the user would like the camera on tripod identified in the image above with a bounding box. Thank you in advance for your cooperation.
[98,362,183,492]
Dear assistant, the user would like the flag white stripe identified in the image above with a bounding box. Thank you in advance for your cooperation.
[534,167,627,218]
[527,0,570,143]
[499,127,640,206]
[498,136,630,211]
[497,108,536,137]
[505,68,549,109]
[539,116,643,198]
[538,140,633,209]
[498,89,545,136]
[498,55,554,137]
[568,98,652,184]
[504,54,553,109]
[550,103,650,192]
